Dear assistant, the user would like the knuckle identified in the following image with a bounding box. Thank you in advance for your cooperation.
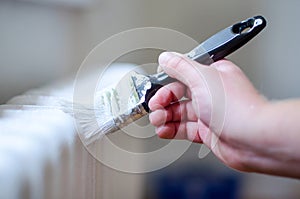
[211,60,241,74]
[167,55,191,71]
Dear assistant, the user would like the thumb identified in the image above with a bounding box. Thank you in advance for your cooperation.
[158,52,226,131]
[158,52,207,90]
[158,52,211,120]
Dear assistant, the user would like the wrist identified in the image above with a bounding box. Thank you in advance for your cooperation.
[244,99,300,178]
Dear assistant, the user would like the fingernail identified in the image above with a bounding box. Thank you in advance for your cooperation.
[156,65,163,73]
[158,52,172,67]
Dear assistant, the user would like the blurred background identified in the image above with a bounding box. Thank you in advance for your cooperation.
[1,0,300,199]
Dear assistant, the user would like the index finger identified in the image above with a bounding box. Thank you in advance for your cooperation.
[148,81,186,111]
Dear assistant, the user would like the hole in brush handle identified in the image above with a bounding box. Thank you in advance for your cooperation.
[142,15,267,112]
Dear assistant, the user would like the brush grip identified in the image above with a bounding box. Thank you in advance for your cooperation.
[149,72,176,85]
[150,51,212,85]
[143,16,266,112]
[150,15,266,86]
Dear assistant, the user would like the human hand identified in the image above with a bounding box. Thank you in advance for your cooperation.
[149,52,268,172]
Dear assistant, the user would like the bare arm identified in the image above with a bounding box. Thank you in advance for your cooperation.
[248,99,300,177]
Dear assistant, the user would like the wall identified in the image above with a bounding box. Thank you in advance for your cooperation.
[255,0,300,99]
[0,1,78,104]
[1,1,299,105]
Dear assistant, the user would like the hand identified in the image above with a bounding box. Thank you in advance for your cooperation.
[149,53,300,178]
[149,52,300,178]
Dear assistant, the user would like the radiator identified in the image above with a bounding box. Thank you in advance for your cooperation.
[0,64,144,199]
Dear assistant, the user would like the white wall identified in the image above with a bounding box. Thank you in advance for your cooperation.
[0,0,148,104]
[0,1,77,104]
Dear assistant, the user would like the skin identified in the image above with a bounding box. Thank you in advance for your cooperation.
[149,52,300,178]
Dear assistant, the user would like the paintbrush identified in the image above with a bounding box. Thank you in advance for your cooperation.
[79,16,266,145]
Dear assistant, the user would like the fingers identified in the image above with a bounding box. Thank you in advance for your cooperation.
[150,52,231,144]
[158,52,214,120]
[148,81,186,111]
[150,100,207,144]
[155,120,211,143]
[149,100,197,126]
[155,121,204,143]
[158,52,207,91]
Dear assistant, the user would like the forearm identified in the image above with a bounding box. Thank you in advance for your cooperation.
[248,99,300,178]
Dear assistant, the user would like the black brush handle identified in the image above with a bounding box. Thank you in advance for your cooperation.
[150,15,266,85]
[142,15,267,112]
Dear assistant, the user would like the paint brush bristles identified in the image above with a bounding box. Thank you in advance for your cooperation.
[72,72,149,145]
[6,71,150,146]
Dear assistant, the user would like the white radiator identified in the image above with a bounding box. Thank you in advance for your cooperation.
[0,64,144,199]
